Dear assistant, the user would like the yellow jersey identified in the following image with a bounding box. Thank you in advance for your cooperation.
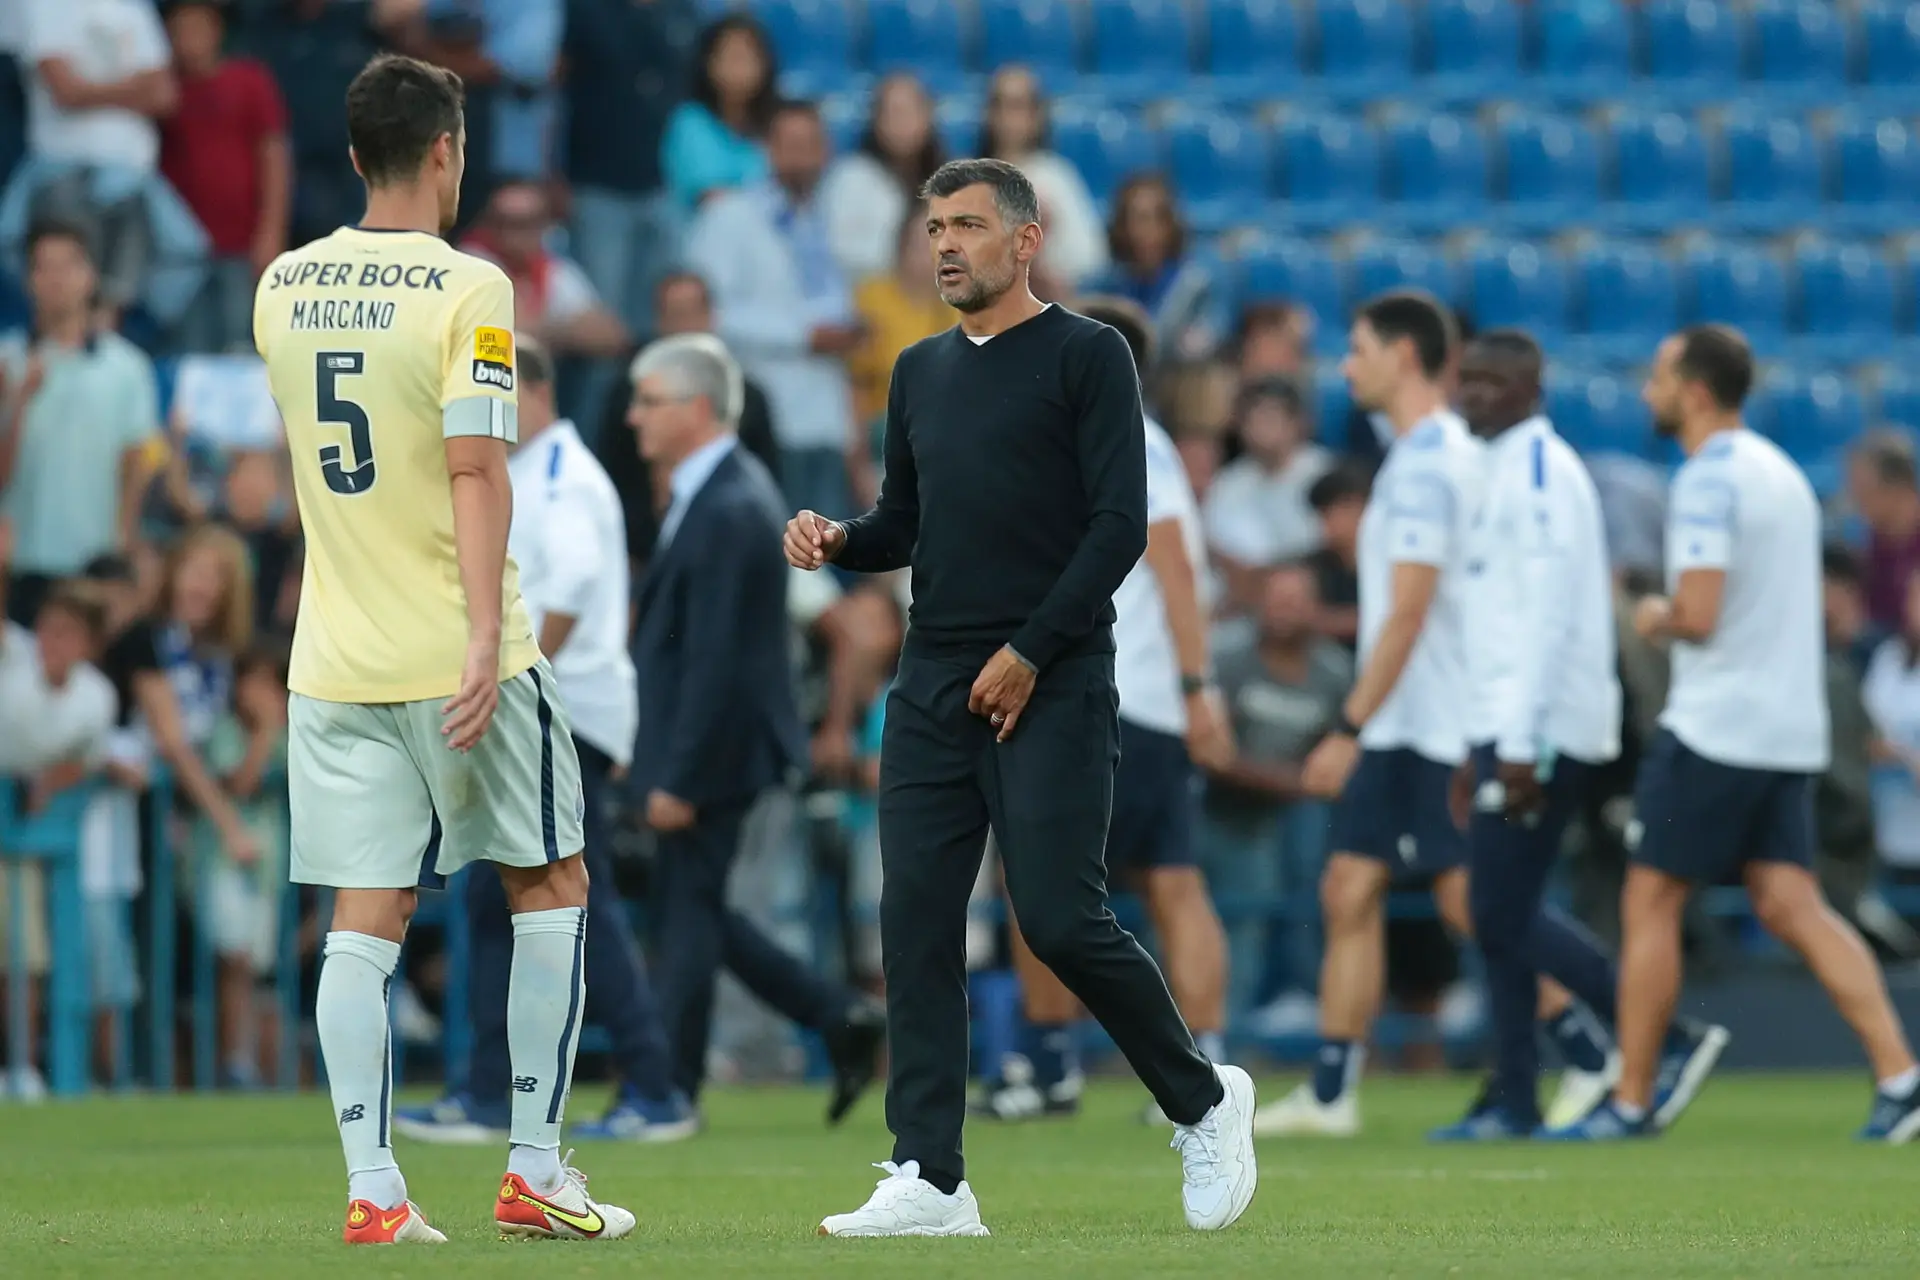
[255,226,539,704]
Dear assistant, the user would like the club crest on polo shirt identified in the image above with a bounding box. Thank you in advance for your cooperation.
[472,326,515,391]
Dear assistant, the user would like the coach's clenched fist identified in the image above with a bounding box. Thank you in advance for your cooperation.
[784,509,845,570]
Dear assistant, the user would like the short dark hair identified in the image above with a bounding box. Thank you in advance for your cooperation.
[1470,327,1545,374]
[345,54,465,187]
[516,333,553,388]
[1235,300,1302,348]
[1854,427,1920,490]
[1356,289,1457,380]
[920,158,1041,230]
[656,270,710,306]
[690,15,778,138]
[1823,541,1865,586]
[1672,324,1754,411]
[26,217,93,263]
[769,97,821,130]
[1308,462,1372,511]
[1237,375,1305,421]
[81,552,136,584]
[1076,296,1154,376]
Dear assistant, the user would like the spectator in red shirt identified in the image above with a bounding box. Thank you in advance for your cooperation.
[159,1,290,352]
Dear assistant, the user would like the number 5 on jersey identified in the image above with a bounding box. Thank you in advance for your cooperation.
[317,350,375,495]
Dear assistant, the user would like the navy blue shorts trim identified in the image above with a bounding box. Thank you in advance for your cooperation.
[1630,729,1815,884]
[1328,746,1467,876]
[1104,718,1198,872]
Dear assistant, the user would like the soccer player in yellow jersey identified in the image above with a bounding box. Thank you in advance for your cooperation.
[254,55,633,1245]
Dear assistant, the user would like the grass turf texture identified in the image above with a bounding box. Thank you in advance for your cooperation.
[3,1074,1909,1278]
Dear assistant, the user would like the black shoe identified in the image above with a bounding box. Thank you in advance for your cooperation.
[822,995,886,1126]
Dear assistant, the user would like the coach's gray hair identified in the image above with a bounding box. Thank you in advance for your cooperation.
[629,332,744,430]
[921,158,1041,231]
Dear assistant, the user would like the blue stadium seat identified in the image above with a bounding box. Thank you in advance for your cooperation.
[1641,0,1742,104]
[1347,239,1456,311]
[1274,112,1382,233]
[1464,241,1570,336]
[1755,369,1866,473]
[1573,241,1679,364]
[1858,1,1920,109]
[1547,370,1654,457]
[1880,368,1920,432]
[1204,0,1304,104]
[1792,240,1898,362]
[864,0,968,94]
[1533,0,1632,104]
[1494,112,1601,234]
[1312,366,1354,442]
[1382,113,1489,235]
[979,0,1080,81]
[934,95,982,161]
[1828,114,1920,237]
[1423,0,1524,105]
[1048,103,1159,207]
[1605,110,1710,232]
[1314,0,1415,104]
[1164,106,1269,232]
[1715,110,1821,233]
[1236,238,1347,354]
[1747,0,1849,106]
[820,94,865,155]
[753,0,857,98]
[1682,241,1789,356]
[1087,0,1193,102]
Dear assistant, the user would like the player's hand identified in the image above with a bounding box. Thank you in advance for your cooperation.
[1448,760,1476,831]
[784,510,845,570]
[1302,731,1360,798]
[969,646,1037,742]
[811,720,857,782]
[221,819,262,868]
[1183,687,1235,773]
[441,637,501,752]
[646,789,696,832]
[1496,760,1547,822]
[1633,595,1673,641]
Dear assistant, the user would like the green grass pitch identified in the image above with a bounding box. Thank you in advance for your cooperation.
[5,1074,1911,1278]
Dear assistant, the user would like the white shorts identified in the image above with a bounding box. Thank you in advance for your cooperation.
[288,659,585,889]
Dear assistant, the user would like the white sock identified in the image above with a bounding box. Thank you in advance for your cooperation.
[1614,1098,1647,1123]
[317,931,406,1209]
[1196,1030,1226,1063]
[506,906,586,1192]
[1878,1066,1920,1098]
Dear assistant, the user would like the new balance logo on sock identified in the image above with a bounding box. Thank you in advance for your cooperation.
[513,1076,539,1094]
[339,1104,365,1124]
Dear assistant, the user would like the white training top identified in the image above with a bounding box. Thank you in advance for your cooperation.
[1356,408,1485,766]
[1861,637,1920,868]
[1113,416,1208,737]
[506,419,640,766]
[1659,428,1830,772]
[1464,415,1622,766]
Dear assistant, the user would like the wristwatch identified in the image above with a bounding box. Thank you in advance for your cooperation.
[1180,673,1213,696]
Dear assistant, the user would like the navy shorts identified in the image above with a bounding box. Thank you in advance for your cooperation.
[1104,718,1199,872]
[1630,729,1816,884]
[1328,746,1467,876]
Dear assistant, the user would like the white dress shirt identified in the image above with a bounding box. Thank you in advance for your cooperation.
[506,419,638,765]
[657,433,738,550]
[0,622,115,776]
[1113,416,1208,737]
[1463,416,1622,766]
[1355,409,1485,765]
[1660,428,1830,772]
[1862,637,1920,868]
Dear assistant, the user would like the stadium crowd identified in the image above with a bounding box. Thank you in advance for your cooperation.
[2,0,1920,1104]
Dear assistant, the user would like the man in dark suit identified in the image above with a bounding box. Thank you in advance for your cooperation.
[627,331,882,1123]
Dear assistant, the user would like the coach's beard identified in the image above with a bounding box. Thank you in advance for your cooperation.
[937,256,1015,313]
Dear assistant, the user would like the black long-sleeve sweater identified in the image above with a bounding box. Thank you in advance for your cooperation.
[835,304,1149,671]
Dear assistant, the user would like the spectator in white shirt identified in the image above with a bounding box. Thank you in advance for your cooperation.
[686,99,864,517]
[1565,325,1920,1142]
[975,66,1106,293]
[1257,291,1483,1138]
[1203,377,1333,617]
[462,180,629,361]
[2,0,209,328]
[819,72,944,283]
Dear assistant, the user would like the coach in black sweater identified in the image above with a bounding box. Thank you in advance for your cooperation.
[787,159,1256,1237]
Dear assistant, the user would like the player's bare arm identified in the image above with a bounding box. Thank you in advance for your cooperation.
[1635,569,1726,645]
[444,433,512,750]
[1305,560,1438,796]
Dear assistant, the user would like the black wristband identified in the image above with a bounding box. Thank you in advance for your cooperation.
[1333,712,1361,738]
[1180,673,1212,696]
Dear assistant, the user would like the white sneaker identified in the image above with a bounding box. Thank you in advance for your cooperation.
[1252,1082,1360,1138]
[1172,1065,1258,1231]
[817,1160,991,1237]
[6,1066,47,1104]
[495,1151,637,1240]
[1546,1051,1621,1131]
